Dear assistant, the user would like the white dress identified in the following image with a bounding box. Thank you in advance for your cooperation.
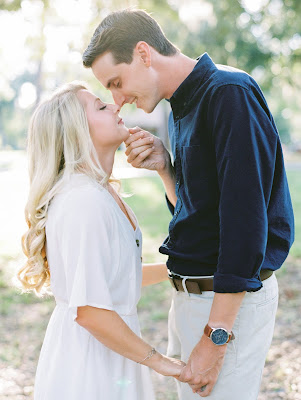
[34,174,156,400]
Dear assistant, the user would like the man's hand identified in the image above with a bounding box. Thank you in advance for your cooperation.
[124,126,170,172]
[178,334,227,397]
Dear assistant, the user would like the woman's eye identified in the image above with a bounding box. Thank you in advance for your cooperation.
[116,82,121,88]
[99,105,107,110]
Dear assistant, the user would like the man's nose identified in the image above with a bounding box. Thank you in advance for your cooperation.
[112,103,120,114]
[112,91,126,108]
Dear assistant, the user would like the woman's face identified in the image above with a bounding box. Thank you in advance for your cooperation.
[76,89,129,151]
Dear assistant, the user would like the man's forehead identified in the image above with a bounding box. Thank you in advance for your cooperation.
[92,52,121,86]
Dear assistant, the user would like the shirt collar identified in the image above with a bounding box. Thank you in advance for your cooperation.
[168,53,216,118]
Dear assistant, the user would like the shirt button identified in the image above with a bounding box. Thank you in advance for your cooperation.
[136,239,140,247]
[176,181,179,185]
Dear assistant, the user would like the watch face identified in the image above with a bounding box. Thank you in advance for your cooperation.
[211,328,229,345]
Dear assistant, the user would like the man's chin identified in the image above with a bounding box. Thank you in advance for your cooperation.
[139,103,157,114]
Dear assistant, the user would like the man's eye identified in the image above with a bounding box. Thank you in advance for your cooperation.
[116,81,121,88]
[99,105,107,110]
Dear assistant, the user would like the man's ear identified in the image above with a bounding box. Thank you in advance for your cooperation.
[134,41,151,67]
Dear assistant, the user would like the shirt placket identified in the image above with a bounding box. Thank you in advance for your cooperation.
[170,118,182,232]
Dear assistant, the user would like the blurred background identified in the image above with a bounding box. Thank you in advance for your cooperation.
[0,0,300,399]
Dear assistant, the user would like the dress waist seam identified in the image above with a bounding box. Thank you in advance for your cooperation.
[55,302,137,317]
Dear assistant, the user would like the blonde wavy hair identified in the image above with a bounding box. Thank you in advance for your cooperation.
[18,81,118,295]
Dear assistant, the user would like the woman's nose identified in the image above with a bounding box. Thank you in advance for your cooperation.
[112,103,120,114]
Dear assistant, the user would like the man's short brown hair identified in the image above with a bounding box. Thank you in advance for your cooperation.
[82,9,179,67]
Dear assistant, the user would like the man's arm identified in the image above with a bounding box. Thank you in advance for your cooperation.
[157,160,177,207]
[124,127,177,206]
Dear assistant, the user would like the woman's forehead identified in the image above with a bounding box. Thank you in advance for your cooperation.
[76,89,95,106]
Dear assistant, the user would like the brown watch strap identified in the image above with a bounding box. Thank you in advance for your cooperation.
[204,324,235,343]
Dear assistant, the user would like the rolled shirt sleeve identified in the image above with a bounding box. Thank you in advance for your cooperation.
[210,84,278,292]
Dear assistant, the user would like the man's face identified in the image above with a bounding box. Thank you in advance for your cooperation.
[91,50,162,113]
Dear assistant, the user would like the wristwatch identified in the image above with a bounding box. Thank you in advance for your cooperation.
[204,324,235,346]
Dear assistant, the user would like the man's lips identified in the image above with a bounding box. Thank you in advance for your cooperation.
[118,117,124,124]
[129,97,138,106]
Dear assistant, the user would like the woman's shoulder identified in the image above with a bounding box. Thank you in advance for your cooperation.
[49,174,113,219]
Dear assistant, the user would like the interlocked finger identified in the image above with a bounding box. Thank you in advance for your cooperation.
[125,130,147,147]
[130,146,155,168]
[195,383,214,397]
[127,144,154,163]
[125,136,154,156]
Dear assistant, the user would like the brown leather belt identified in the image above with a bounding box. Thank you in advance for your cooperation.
[168,269,273,294]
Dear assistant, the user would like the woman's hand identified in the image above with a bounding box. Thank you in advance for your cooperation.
[77,307,185,377]
[143,352,186,378]
[125,127,170,172]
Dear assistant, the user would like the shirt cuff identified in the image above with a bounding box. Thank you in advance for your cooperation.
[165,193,175,215]
[213,272,263,293]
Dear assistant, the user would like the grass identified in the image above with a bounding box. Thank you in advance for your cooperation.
[287,170,301,258]
[122,177,171,263]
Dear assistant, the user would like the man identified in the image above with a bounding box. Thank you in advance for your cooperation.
[82,9,294,399]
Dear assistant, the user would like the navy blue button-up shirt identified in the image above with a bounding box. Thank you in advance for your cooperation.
[159,53,294,293]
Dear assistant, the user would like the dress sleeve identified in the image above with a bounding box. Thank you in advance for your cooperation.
[208,84,278,293]
[59,187,117,320]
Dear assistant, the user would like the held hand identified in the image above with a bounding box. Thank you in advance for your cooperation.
[144,352,186,378]
[124,126,170,172]
[178,334,227,397]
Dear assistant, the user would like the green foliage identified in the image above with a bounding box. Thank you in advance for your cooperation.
[0,0,22,11]
[0,0,300,148]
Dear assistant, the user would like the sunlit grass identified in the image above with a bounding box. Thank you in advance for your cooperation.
[122,177,171,263]
[287,170,301,258]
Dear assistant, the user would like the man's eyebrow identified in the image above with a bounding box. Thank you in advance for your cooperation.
[106,76,118,89]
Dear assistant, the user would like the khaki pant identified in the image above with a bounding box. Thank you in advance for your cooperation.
[167,274,278,400]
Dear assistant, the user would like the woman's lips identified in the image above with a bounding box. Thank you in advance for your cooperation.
[118,118,124,125]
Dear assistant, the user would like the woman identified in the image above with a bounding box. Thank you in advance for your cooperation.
[18,81,184,399]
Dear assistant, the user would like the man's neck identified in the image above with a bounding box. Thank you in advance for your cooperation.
[157,52,198,100]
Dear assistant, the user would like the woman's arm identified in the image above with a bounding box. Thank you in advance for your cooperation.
[76,306,184,376]
[142,263,168,287]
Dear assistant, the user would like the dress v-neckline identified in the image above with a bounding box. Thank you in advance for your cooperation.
[68,174,138,233]
[106,187,138,233]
